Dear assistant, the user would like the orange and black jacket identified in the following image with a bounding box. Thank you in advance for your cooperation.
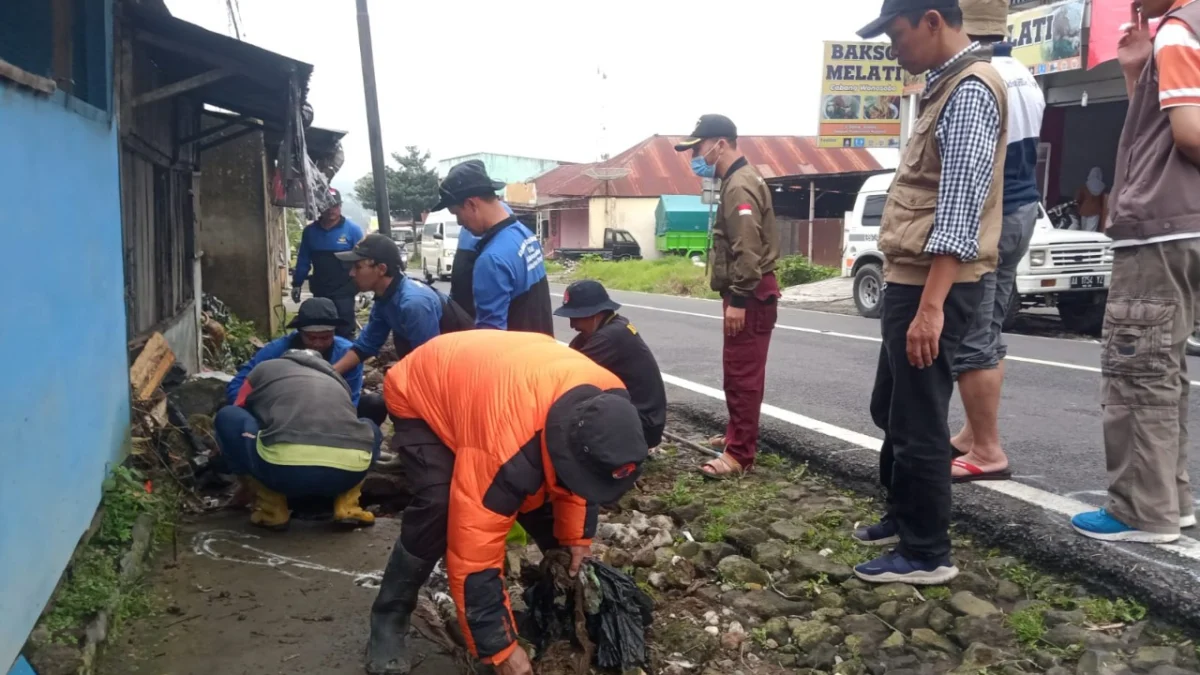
[383,330,625,665]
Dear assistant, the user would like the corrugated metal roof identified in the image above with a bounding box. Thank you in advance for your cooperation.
[535,135,883,199]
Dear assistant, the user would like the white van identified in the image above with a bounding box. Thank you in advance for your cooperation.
[420,209,462,280]
[842,172,1113,334]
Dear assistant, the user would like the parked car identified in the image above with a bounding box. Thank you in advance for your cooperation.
[419,212,461,281]
[550,228,642,261]
[842,172,1113,335]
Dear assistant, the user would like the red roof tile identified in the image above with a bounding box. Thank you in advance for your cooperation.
[534,135,883,199]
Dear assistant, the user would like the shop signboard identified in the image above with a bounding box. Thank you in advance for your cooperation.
[1009,0,1086,75]
[817,41,904,149]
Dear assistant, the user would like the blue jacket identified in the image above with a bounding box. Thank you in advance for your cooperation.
[226,332,363,406]
[293,217,364,297]
[353,276,444,360]
[473,218,553,335]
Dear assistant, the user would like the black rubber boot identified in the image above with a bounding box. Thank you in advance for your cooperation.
[365,543,436,675]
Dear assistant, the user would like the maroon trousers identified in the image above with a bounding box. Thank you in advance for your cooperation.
[723,274,779,468]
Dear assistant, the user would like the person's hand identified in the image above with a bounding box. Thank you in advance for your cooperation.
[568,544,591,577]
[724,305,746,337]
[1118,4,1152,74]
[291,286,302,304]
[495,644,533,675]
[906,305,944,368]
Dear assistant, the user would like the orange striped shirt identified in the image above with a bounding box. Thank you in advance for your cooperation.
[1157,0,1200,109]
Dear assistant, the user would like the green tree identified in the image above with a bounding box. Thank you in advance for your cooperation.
[353,146,440,232]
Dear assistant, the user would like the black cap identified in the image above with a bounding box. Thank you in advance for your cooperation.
[554,280,621,319]
[334,233,404,275]
[545,386,648,505]
[287,297,348,332]
[431,159,505,212]
[674,114,738,151]
[321,187,343,214]
[858,0,959,38]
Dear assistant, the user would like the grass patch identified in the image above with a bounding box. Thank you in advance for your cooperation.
[1008,604,1048,647]
[776,255,839,287]
[923,586,951,601]
[544,260,565,275]
[565,257,717,298]
[665,474,701,508]
[1080,597,1147,625]
[41,466,178,643]
[757,453,786,470]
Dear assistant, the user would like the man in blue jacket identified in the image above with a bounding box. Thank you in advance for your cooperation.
[292,188,364,339]
[435,160,553,334]
[448,201,513,319]
[331,234,453,378]
[225,298,387,425]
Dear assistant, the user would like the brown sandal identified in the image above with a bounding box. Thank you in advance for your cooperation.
[700,452,745,481]
[707,434,727,449]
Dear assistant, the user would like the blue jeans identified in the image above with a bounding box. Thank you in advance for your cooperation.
[214,406,381,498]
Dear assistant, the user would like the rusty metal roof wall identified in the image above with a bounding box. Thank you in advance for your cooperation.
[538,135,883,199]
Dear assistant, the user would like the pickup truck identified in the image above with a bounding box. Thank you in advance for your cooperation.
[550,228,642,261]
[842,172,1113,335]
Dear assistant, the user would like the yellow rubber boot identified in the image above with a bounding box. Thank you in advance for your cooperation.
[246,477,290,531]
[334,480,375,528]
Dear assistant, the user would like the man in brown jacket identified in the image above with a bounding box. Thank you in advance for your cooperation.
[1071,0,1200,544]
[675,114,780,478]
[852,0,1008,585]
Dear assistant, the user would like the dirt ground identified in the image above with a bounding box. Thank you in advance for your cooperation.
[96,514,459,675]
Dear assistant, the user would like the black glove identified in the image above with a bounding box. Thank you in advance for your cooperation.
[291,286,302,304]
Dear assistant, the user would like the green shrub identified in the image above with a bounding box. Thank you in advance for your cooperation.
[775,255,838,288]
[568,257,717,298]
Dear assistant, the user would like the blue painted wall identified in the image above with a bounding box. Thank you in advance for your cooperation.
[0,1,129,671]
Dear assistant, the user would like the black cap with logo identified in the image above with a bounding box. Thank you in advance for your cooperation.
[674,114,738,152]
[545,386,648,505]
[431,159,506,212]
[287,297,348,333]
[554,280,621,319]
[334,233,404,275]
[858,0,960,38]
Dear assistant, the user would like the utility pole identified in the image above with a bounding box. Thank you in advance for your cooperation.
[356,0,391,236]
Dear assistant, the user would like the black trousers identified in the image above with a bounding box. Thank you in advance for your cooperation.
[322,293,358,340]
[393,420,560,561]
[870,281,981,560]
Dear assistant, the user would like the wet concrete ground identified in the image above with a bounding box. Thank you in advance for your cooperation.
[97,513,459,675]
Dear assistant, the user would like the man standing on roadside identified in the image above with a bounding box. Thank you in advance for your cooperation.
[449,201,514,320]
[291,188,364,339]
[1071,0,1200,544]
[851,0,1008,585]
[674,115,780,479]
[949,0,1046,483]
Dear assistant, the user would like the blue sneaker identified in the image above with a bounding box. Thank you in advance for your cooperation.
[853,517,900,546]
[1071,509,1180,543]
[854,550,959,585]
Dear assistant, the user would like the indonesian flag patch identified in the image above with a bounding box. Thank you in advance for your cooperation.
[737,203,753,216]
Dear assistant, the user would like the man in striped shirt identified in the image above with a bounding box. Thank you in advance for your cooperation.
[1072,0,1200,544]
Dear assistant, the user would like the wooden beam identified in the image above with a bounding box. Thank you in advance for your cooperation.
[0,58,56,94]
[132,69,230,108]
[178,116,256,145]
[133,30,281,87]
[198,125,259,153]
[129,333,176,402]
[51,0,73,94]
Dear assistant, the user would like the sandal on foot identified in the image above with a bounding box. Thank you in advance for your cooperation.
[700,453,745,481]
[951,458,1013,484]
[707,434,727,449]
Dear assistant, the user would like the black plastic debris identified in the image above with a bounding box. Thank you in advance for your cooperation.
[520,551,654,671]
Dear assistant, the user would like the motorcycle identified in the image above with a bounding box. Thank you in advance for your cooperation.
[1046,201,1082,230]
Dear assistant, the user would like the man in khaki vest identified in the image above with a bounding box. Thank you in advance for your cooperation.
[1071,0,1200,544]
[852,0,1008,585]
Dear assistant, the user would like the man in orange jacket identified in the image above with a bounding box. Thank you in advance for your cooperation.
[365,331,648,675]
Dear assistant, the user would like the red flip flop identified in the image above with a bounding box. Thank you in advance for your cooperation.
[951,458,1013,484]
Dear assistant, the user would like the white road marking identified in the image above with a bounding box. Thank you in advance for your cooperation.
[659,371,1200,567]
[192,530,383,588]
[560,294,1200,387]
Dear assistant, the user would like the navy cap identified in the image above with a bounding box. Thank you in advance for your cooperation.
[858,0,959,38]
[674,114,738,152]
[554,280,621,319]
[431,160,505,212]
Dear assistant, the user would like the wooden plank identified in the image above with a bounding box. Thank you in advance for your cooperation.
[51,0,73,94]
[132,69,229,108]
[0,58,56,94]
[129,332,175,401]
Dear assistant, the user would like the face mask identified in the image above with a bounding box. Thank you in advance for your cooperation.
[690,142,721,178]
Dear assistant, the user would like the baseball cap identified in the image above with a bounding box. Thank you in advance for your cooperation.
[431,160,505,212]
[554,280,621,319]
[960,0,1007,37]
[858,0,960,39]
[674,114,738,151]
[287,297,347,333]
[545,386,648,505]
[334,233,404,275]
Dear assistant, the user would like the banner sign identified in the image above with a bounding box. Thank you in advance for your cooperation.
[817,41,904,149]
[1008,0,1085,75]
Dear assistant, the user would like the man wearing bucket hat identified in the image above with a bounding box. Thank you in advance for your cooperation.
[434,159,553,335]
[556,279,667,448]
[365,331,646,675]
[291,188,364,339]
[225,297,384,424]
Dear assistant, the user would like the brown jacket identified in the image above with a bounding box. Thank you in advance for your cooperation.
[710,158,780,303]
[1108,1,1200,240]
[880,54,1008,285]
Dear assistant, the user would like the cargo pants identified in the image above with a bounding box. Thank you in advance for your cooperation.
[1102,239,1200,534]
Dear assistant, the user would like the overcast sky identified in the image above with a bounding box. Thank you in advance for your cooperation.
[167,0,889,189]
